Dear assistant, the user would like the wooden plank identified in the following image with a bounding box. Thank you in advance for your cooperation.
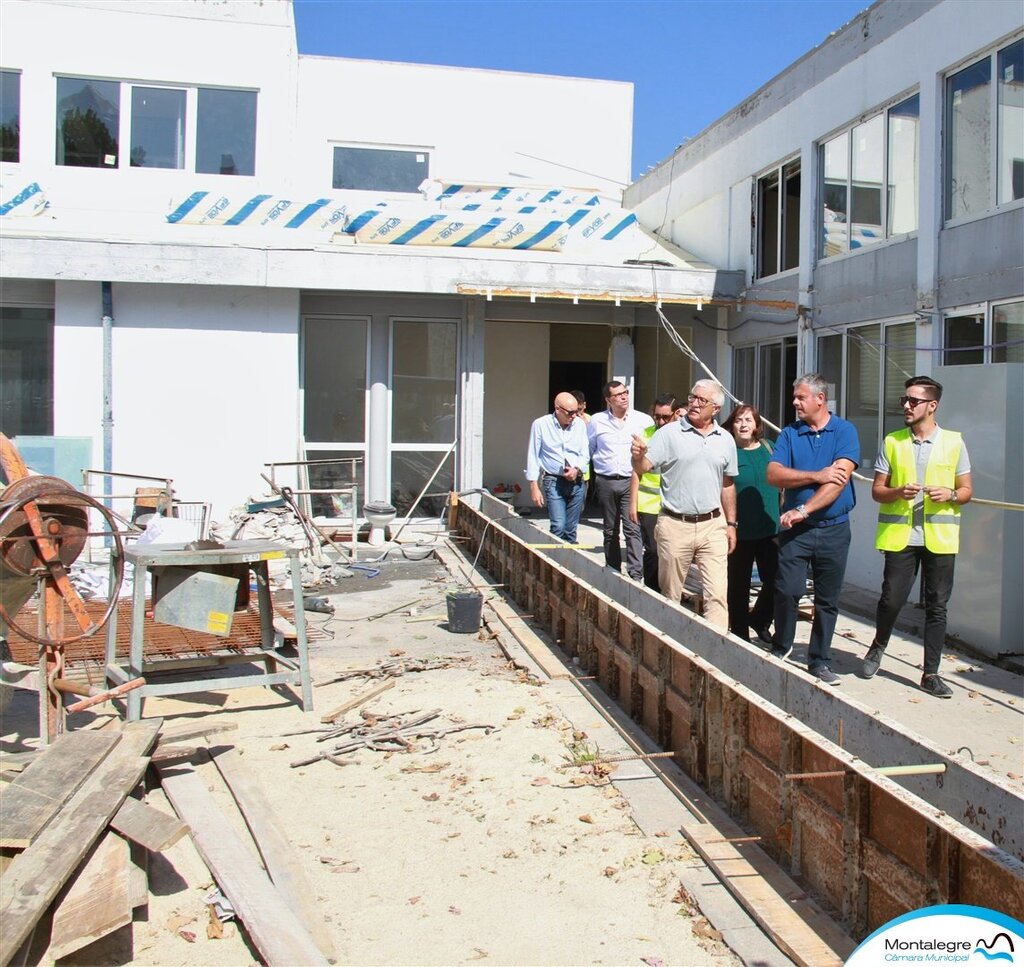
[320,679,394,723]
[156,761,328,967]
[211,747,336,962]
[0,719,161,966]
[47,831,131,961]
[109,795,189,852]
[0,731,121,849]
[683,822,856,967]
[154,720,238,748]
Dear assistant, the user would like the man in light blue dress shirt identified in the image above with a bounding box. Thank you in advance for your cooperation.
[525,392,590,544]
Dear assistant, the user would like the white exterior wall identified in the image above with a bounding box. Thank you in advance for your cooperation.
[294,58,632,195]
[54,281,300,518]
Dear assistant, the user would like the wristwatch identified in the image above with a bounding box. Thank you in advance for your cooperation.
[727,520,738,527]
[796,504,809,519]
[949,488,958,504]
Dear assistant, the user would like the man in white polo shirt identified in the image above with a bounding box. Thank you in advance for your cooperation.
[631,379,738,629]
[588,380,654,580]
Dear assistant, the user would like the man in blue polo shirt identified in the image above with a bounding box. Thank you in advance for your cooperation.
[766,373,860,685]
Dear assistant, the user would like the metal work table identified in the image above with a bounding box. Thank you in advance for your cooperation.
[104,540,313,720]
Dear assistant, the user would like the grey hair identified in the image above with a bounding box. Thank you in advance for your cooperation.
[692,379,726,408]
[794,373,828,397]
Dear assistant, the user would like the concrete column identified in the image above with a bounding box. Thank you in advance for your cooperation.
[459,297,486,493]
[608,330,635,393]
[367,313,390,504]
[916,70,944,374]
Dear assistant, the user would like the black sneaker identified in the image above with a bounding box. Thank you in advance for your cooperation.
[920,674,953,698]
[812,665,840,686]
[751,621,774,646]
[860,643,885,679]
[770,642,793,661]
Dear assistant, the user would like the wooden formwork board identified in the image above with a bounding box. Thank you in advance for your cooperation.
[452,500,1024,940]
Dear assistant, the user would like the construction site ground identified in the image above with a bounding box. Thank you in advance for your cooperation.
[1,511,1021,966]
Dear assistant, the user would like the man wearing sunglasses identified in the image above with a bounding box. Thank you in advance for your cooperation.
[861,376,972,698]
[525,391,590,545]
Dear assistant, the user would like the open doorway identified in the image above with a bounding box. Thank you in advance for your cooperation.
[549,361,604,420]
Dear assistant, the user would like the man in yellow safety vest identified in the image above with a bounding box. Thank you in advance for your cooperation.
[628,394,681,592]
[861,376,973,698]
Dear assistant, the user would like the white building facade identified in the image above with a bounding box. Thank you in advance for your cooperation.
[1,0,738,528]
[626,0,1023,659]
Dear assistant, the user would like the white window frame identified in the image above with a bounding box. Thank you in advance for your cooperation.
[944,34,1024,226]
[817,89,921,260]
[328,140,433,195]
[941,298,1024,365]
[54,74,256,174]
[753,156,801,280]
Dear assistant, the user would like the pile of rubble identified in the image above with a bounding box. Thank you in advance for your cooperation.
[211,501,351,588]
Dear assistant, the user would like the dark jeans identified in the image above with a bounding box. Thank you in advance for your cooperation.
[638,511,660,592]
[874,546,956,675]
[727,535,778,642]
[595,475,643,579]
[775,520,851,670]
[541,474,585,544]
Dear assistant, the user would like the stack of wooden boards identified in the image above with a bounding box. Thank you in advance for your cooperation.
[0,722,334,966]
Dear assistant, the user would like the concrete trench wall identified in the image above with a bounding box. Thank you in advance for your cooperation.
[454,496,1024,937]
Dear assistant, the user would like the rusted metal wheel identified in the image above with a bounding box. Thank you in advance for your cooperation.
[0,477,125,647]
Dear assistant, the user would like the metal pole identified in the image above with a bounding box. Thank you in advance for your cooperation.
[101,281,114,547]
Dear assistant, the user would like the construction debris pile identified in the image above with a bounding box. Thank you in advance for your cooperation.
[210,500,349,588]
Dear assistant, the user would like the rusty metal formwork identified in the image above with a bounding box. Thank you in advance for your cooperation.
[453,496,1024,938]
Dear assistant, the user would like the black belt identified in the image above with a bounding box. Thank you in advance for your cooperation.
[661,507,721,523]
[596,473,630,480]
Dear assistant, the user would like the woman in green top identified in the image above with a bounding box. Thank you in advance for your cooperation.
[722,404,780,645]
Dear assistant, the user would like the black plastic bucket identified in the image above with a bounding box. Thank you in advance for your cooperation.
[446,591,483,633]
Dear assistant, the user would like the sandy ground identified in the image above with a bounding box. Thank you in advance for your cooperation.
[2,560,742,967]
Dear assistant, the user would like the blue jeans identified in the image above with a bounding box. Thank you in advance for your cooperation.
[542,474,585,544]
[774,520,851,670]
[874,547,956,675]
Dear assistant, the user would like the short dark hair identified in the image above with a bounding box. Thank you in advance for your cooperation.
[571,390,586,406]
[722,403,765,442]
[653,393,678,410]
[602,380,626,400]
[905,375,943,401]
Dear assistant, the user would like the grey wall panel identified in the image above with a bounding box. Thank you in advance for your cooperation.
[0,278,55,306]
[813,238,919,328]
[939,208,1024,308]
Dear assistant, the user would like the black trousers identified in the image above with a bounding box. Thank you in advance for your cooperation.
[639,511,660,592]
[727,535,778,641]
[594,475,644,580]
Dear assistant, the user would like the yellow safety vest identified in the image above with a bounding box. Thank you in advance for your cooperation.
[637,425,661,515]
[875,428,962,554]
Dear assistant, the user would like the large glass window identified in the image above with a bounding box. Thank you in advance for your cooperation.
[755,159,800,278]
[332,146,429,193]
[56,76,120,168]
[731,335,796,435]
[196,88,257,176]
[0,307,54,436]
[943,300,1024,365]
[817,319,918,458]
[820,93,919,256]
[1,70,19,163]
[947,37,1023,219]
[130,86,186,168]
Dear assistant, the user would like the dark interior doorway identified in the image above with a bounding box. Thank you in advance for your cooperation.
[549,361,605,419]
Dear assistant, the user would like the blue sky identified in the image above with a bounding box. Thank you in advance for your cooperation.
[293,0,869,181]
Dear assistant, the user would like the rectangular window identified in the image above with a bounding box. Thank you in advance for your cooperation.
[731,336,796,435]
[1,70,19,163]
[947,37,1023,219]
[755,159,800,279]
[820,93,919,256]
[0,307,54,436]
[882,322,917,436]
[332,145,429,193]
[732,345,755,407]
[196,87,257,176]
[130,86,186,168]
[817,333,844,411]
[56,76,120,167]
[943,300,1024,365]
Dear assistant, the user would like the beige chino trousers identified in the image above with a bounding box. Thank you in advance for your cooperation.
[655,513,729,630]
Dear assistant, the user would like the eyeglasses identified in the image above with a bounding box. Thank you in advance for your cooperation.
[687,394,714,408]
[609,390,629,398]
[556,405,579,416]
[653,413,673,424]
[899,395,932,408]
